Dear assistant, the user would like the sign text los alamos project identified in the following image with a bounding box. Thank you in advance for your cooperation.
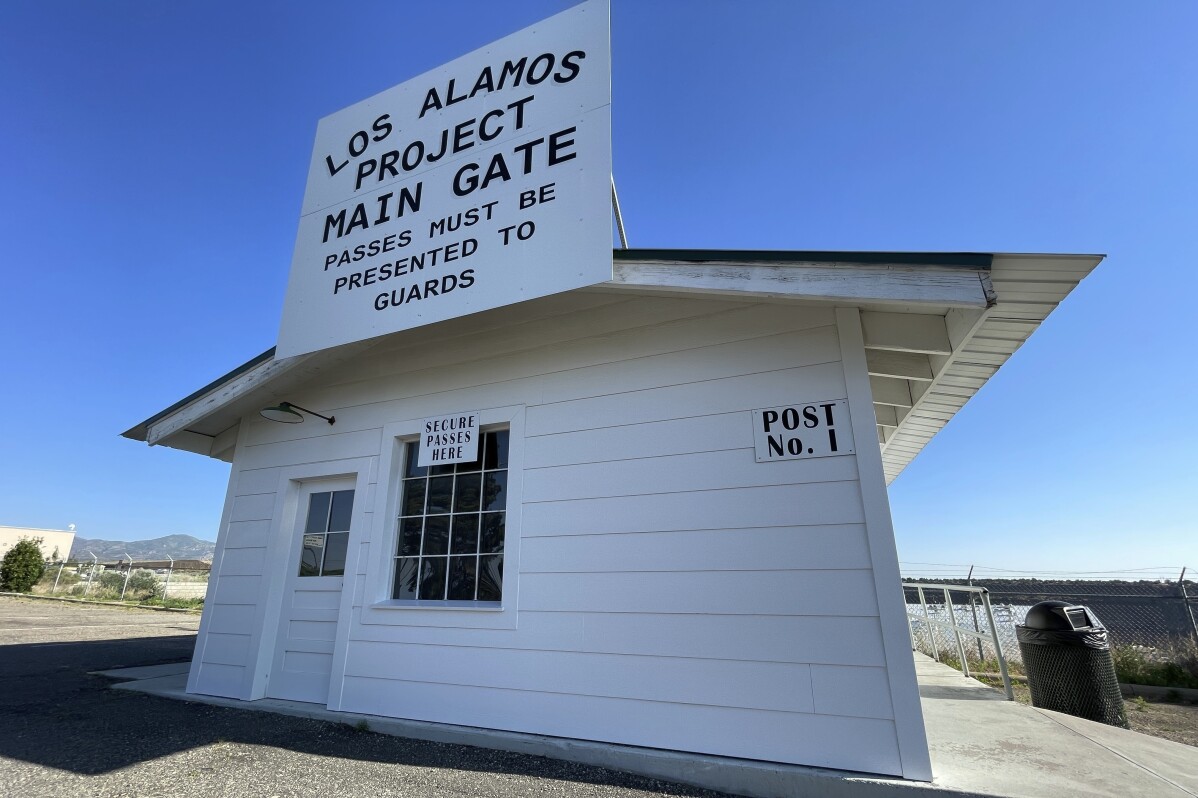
[317,51,589,313]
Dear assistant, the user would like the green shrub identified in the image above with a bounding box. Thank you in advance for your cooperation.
[69,584,86,596]
[1113,642,1198,690]
[98,571,125,592]
[126,569,161,600]
[140,596,204,610]
[1,538,46,592]
[37,566,79,590]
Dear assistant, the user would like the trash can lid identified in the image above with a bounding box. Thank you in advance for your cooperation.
[1022,600,1098,631]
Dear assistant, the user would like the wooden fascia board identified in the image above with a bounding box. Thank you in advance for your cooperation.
[145,353,312,446]
[604,260,993,308]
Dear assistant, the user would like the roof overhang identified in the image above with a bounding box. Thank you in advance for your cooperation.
[123,248,1101,481]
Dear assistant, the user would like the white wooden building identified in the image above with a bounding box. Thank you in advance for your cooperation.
[124,248,1100,781]
[0,525,75,563]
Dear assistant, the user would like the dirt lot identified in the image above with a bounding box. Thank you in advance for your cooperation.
[991,679,1198,748]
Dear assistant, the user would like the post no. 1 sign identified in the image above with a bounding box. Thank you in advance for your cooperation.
[276,0,611,359]
[752,399,855,463]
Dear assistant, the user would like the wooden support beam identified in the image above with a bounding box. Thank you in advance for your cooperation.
[860,312,952,354]
[210,424,240,463]
[872,404,900,428]
[865,349,935,381]
[161,430,214,457]
[870,376,914,408]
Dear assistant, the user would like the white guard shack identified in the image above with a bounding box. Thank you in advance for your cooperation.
[122,0,1103,785]
[124,248,1101,781]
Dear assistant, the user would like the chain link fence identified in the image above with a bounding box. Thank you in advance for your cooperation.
[905,578,1198,668]
[32,559,210,607]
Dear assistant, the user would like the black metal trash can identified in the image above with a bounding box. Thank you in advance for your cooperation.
[1016,601,1128,728]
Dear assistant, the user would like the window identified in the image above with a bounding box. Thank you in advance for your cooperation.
[299,489,353,577]
[392,430,508,602]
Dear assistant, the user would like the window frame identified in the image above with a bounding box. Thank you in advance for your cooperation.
[391,428,510,603]
[360,405,524,630]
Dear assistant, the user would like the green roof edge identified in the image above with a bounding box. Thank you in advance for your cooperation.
[122,346,276,441]
[613,248,994,269]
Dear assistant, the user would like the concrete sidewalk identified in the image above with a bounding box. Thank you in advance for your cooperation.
[99,655,1197,798]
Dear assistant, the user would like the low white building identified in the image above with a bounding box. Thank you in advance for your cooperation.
[124,249,1099,781]
[0,525,75,563]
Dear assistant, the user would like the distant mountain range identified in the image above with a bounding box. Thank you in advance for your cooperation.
[69,534,216,562]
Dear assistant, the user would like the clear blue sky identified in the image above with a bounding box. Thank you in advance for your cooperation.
[1,1,1194,577]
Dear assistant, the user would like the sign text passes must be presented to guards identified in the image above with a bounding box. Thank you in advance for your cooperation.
[277,0,612,359]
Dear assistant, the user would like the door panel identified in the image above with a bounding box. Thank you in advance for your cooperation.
[267,478,354,703]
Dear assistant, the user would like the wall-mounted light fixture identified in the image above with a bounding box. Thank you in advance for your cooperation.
[259,401,335,425]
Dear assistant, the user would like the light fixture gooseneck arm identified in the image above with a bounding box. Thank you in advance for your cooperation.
[260,401,336,425]
[286,402,335,424]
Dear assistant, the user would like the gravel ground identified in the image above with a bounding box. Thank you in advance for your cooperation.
[0,597,733,798]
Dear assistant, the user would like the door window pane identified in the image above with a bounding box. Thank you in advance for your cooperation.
[322,532,349,576]
[304,493,331,535]
[298,489,355,577]
[299,535,323,577]
[328,490,354,531]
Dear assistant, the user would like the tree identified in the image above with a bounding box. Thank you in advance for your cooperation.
[1,538,46,593]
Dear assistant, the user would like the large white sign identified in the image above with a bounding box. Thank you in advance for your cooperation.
[277,1,611,359]
[752,400,855,463]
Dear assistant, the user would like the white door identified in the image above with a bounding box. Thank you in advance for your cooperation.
[267,478,354,703]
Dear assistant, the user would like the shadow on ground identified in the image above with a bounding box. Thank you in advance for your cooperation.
[0,634,715,796]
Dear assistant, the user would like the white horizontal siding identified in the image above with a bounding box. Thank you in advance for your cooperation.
[520,569,879,616]
[351,611,887,666]
[337,677,902,776]
[190,662,244,697]
[205,603,257,636]
[210,574,260,605]
[200,633,252,667]
[234,467,279,496]
[522,481,866,536]
[524,411,749,467]
[216,547,265,577]
[344,642,816,713]
[223,519,270,549]
[191,295,906,773]
[228,493,274,523]
[812,665,895,720]
[520,525,872,573]
[527,361,847,436]
[523,448,857,502]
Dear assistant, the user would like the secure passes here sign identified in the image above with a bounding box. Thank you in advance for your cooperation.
[277,0,611,359]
